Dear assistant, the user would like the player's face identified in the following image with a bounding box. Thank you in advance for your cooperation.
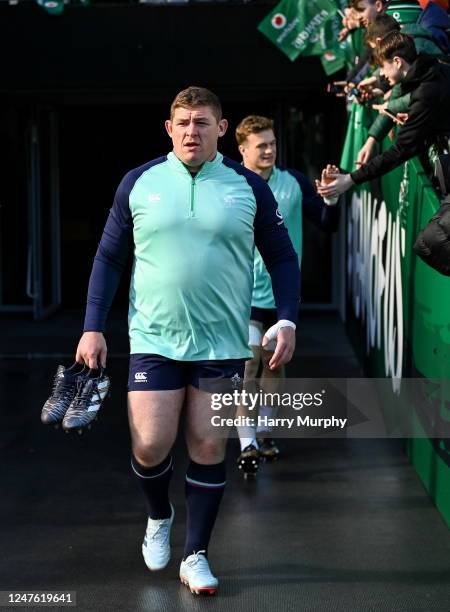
[165,106,228,168]
[380,58,403,86]
[239,130,277,173]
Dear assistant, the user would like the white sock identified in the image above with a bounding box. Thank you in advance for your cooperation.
[239,436,258,451]
[256,405,277,434]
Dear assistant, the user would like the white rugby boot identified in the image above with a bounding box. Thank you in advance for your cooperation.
[179,550,218,595]
[142,504,174,571]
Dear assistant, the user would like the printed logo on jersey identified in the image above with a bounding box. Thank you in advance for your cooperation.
[276,208,284,225]
[271,13,287,29]
[277,190,290,200]
[223,195,236,208]
[134,372,148,382]
[148,193,161,203]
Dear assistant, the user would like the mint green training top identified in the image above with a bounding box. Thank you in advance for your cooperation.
[251,165,339,310]
[84,152,300,361]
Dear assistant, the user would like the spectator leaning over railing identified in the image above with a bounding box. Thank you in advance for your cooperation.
[317,32,450,198]
[332,0,450,95]
[356,12,446,165]
[339,0,387,91]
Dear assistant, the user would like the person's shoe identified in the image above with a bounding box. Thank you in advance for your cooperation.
[180,551,218,595]
[41,363,88,425]
[62,368,110,432]
[237,443,260,478]
[142,504,174,571]
[257,438,280,461]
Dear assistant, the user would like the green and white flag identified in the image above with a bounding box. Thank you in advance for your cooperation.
[36,0,65,15]
[258,0,339,62]
[320,1,348,75]
[320,45,346,75]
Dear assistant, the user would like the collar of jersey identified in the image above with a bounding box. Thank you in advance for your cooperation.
[268,165,279,186]
[167,151,223,177]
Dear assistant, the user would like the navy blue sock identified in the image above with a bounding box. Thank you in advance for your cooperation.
[131,454,173,520]
[184,460,226,559]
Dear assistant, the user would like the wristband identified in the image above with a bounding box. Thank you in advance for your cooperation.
[262,319,297,351]
[324,195,339,206]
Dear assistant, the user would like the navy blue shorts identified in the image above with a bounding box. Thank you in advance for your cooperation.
[128,354,246,392]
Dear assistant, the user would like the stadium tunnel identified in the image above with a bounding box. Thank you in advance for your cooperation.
[0,2,346,316]
[1,3,449,612]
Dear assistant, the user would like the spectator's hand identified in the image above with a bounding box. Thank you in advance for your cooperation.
[75,331,107,369]
[316,173,354,199]
[338,27,350,42]
[315,165,341,206]
[357,78,384,102]
[343,7,360,31]
[262,324,296,370]
[332,80,348,97]
[372,102,388,114]
[315,164,340,189]
[358,76,377,92]
[356,137,376,167]
[396,113,408,125]
[373,104,408,126]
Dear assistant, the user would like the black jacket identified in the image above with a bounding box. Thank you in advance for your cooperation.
[414,199,450,275]
[351,55,450,185]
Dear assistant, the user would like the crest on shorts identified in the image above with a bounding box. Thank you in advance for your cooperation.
[231,373,241,389]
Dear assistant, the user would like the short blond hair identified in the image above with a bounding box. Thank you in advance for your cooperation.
[170,86,222,121]
[235,115,275,145]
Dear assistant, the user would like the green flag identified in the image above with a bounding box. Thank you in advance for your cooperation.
[36,0,65,15]
[320,47,346,75]
[258,0,338,62]
[319,3,347,74]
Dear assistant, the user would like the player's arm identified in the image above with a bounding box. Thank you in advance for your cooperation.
[288,168,340,232]
[76,174,134,368]
[253,181,300,369]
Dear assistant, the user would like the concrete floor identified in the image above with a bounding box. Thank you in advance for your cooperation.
[0,311,449,612]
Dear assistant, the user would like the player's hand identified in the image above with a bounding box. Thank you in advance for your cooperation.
[315,164,340,192]
[75,331,107,369]
[262,324,296,370]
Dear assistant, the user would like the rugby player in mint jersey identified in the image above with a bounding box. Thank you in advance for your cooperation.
[74,88,300,595]
[234,115,339,477]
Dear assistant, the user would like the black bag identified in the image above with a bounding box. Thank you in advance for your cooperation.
[414,202,450,276]
[413,154,450,276]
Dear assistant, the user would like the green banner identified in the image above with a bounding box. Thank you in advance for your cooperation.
[258,0,339,62]
[343,103,450,527]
